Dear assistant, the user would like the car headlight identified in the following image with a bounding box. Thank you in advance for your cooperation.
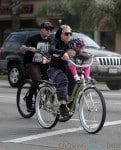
[92,57,100,66]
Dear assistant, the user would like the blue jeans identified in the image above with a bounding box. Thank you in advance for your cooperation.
[47,67,76,101]
[47,67,68,101]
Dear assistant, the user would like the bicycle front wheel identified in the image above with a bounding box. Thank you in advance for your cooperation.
[35,84,59,129]
[16,79,35,118]
[79,87,106,134]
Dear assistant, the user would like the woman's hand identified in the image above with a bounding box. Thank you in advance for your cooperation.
[67,49,76,57]
[61,52,69,61]
[42,56,50,64]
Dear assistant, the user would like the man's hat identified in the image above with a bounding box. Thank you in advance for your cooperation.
[40,22,54,29]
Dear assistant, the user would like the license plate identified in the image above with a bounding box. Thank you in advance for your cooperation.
[109,68,118,74]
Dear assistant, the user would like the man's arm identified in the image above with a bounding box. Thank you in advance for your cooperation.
[20,45,36,54]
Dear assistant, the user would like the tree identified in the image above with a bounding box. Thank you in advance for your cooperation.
[9,0,21,31]
[37,0,97,31]
[83,0,121,53]
[37,0,121,52]
[37,0,73,27]
[69,0,97,31]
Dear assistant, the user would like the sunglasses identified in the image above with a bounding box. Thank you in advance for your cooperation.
[64,32,72,36]
[44,27,53,31]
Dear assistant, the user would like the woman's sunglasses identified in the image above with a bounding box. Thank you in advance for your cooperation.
[64,32,72,36]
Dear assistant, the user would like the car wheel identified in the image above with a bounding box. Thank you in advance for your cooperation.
[106,81,121,90]
[8,64,24,87]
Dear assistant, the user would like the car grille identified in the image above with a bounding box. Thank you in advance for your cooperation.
[97,57,121,65]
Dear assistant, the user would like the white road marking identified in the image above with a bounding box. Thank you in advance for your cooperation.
[2,120,121,143]
[0,96,15,98]
[2,128,82,143]
[111,102,121,105]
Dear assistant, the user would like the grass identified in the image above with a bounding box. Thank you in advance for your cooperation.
[0,75,7,80]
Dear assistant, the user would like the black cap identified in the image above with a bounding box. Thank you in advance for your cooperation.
[40,21,54,29]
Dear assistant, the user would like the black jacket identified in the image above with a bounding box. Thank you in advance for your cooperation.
[49,40,70,71]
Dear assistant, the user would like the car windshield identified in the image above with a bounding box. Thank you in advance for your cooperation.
[72,32,100,49]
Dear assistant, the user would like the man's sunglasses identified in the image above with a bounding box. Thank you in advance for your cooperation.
[64,32,72,36]
[44,27,53,31]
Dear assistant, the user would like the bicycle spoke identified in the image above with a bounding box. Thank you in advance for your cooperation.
[16,79,35,118]
[79,87,106,134]
[35,85,59,129]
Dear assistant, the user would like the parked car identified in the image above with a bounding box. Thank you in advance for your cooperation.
[0,29,121,90]
[0,29,40,87]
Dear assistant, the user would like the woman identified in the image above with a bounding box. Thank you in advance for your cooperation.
[48,25,76,117]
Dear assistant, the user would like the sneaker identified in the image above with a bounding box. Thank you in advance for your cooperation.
[25,96,34,112]
[86,78,95,84]
[67,101,73,109]
[26,103,33,113]
[59,104,70,117]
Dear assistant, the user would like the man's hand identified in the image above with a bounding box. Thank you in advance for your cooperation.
[28,47,37,52]
[20,45,37,54]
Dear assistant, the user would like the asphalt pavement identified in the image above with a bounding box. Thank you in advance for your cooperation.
[0,79,121,150]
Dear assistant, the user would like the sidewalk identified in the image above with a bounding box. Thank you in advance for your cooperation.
[0,80,9,86]
[0,80,109,91]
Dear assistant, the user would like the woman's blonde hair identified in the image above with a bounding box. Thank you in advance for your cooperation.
[55,24,72,41]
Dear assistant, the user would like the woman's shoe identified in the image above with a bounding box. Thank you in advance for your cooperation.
[59,104,70,117]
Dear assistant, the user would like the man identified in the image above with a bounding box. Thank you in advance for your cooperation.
[21,21,54,112]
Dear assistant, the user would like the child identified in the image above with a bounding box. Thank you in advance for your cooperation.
[68,38,93,82]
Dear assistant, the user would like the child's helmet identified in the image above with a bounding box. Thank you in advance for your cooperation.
[69,38,85,49]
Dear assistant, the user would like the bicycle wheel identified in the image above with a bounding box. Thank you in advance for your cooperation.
[35,84,59,129]
[16,79,35,118]
[78,87,106,134]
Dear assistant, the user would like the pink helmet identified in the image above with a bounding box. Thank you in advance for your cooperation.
[70,38,85,49]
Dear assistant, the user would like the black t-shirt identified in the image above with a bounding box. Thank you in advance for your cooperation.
[23,34,51,64]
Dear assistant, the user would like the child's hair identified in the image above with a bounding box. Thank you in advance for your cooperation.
[69,38,85,49]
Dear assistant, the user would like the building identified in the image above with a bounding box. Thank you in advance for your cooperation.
[0,0,58,45]
[0,0,117,53]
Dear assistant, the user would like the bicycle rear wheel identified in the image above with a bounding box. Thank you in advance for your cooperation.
[16,79,35,118]
[79,87,106,134]
[35,84,59,129]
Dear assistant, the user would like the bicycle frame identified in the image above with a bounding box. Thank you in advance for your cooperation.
[67,76,95,113]
[66,56,94,113]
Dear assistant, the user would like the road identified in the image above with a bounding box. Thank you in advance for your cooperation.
[0,80,121,150]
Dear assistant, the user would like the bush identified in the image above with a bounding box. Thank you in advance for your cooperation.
[0,75,7,80]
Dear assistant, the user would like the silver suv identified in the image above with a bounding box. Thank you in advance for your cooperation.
[0,30,121,90]
[73,32,121,90]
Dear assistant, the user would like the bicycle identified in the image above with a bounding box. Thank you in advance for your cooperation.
[16,79,54,119]
[35,56,106,134]
[16,53,50,118]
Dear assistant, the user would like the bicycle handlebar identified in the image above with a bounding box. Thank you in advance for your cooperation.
[67,55,93,68]
[36,50,93,67]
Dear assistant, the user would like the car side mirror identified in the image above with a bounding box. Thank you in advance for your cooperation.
[100,46,105,50]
